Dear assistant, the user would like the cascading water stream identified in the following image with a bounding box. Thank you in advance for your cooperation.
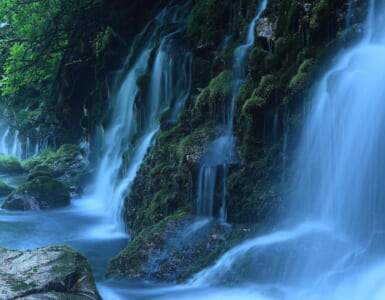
[0,124,47,160]
[196,0,267,219]
[89,2,192,235]
[188,1,385,298]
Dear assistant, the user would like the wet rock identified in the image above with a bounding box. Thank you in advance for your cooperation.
[0,245,101,300]
[107,214,235,281]
[22,144,88,180]
[256,17,277,41]
[22,144,89,197]
[0,181,14,197]
[2,176,70,210]
[0,155,24,174]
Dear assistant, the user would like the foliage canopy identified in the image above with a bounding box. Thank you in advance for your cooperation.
[0,0,101,99]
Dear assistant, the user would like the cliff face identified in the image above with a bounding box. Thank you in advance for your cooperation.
[104,0,367,280]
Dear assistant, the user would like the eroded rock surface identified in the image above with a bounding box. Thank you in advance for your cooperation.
[2,176,70,210]
[0,246,101,300]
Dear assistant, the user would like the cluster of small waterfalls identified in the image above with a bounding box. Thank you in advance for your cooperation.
[0,125,48,159]
[2,0,385,299]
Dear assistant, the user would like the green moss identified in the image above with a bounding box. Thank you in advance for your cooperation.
[107,211,187,277]
[248,47,268,81]
[136,73,150,90]
[22,144,86,181]
[10,280,38,292]
[0,181,14,197]
[289,72,308,93]
[308,0,346,43]
[208,70,233,95]
[0,155,24,174]
[3,176,70,210]
[192,71,233,125]
[94,26,114,58]
[253,73,281,102]
[242,96,266,115]
[186,0,232,49]
[267,35,301,70]
[276,0,301,36]
[288,59,316,96]
[21,157,45,172]
[176,126,212,164]
[236,81,256,107]
[298,58,315,73]
[56,144,82,157]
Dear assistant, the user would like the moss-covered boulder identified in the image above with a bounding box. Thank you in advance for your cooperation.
[0,181,14,197]
[108,214,230,281]
[192,70,233,125]
[186,0,232,51]
[0,245,101,300]
[108,213,267,282]
[2,176,70,210]
[22,144,89,190]
[0,155,24,174]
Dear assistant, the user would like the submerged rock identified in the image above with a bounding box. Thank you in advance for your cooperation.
[2,176,70,210]
[0,181,14,197]
[107,214,238,281]
[0,245,101,300]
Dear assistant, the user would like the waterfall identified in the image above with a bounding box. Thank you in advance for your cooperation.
[0,127,10,155]
[0,124,48,160]
[345,0,354,28]
[0,126,23,159]
[196,0,267,219]
[191,1,385,298]
[91,2,192,234]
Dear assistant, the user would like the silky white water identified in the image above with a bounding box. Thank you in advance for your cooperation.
[0,126,22,158]
[196,0,267,219]
[186,1,385,299]
[0,124,46,159]
[2,1,385,299]
[90,2,192,235]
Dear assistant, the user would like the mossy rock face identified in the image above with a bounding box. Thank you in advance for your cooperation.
[309,0,346,43]
[108,213,267,282]
[186,0,232,51]
[0,155,24,174]
[0,181,14,197]
[176,126,213,164]
[192,71,233,125]
[242,96,266,116]
[22,144,88,190]
[56,144,82,157]
[108,214,227,281]
[0,245,101,300]
[2,176,70,210]
[248,47,268,81]
[115,0,356,282]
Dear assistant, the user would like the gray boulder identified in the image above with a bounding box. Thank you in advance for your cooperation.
[0,245,101,300]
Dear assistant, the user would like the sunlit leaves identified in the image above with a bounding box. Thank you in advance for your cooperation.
[0,0,98,98]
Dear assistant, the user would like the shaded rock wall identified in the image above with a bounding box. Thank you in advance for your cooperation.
[111,0,369,280]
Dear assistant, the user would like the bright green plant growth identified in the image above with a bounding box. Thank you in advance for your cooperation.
[0,0,102,98]
[0,180,14,196]
[0,155,23,174]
